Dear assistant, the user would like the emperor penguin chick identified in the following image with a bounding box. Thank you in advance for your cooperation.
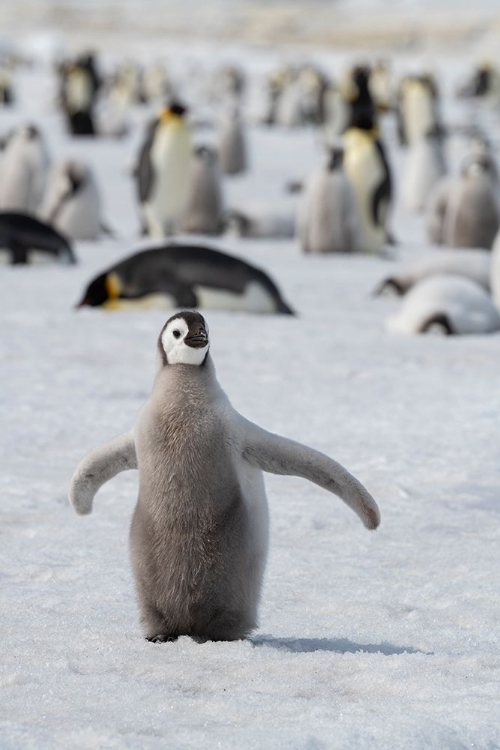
[179,145,224,235]
[69,311,380,642]
[40,160,103,240]
[0,125,50,213]
[136,102,192,237]
[217,107,247,176]
[298,148,361,254]
[427,153,500,250]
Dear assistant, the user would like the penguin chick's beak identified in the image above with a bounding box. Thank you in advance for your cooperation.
[185,330,208,348]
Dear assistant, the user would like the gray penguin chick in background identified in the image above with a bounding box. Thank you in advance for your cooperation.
[69,311,380,643]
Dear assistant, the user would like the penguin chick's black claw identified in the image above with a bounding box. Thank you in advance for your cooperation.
[147,634,178,643]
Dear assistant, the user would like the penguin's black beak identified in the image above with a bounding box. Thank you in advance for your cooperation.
[185,328,208,348]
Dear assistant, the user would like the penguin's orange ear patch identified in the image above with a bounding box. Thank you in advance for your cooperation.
[105,273,122,299]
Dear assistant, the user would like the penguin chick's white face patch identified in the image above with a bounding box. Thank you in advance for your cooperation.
[161,317,209,366]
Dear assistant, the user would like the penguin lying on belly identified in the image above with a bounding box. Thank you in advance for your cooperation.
[69,310,380,642]
[0,212,76,265]
[76,243,294,314]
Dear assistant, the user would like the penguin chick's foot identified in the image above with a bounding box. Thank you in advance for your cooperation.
[146,634,179,643]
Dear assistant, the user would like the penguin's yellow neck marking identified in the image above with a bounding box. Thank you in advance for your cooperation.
[105,272,122,300]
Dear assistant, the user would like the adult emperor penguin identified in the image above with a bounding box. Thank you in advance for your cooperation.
[76,243,294,314]
[40,160,103,241]
[0,212,76,264]
[136,102,192,237]
[0,125,50,213]
[426,153,500,250]
[60,54,101,136]
[179,145,224,236]
[342,114,392,254]
[69,311,380,641]
[217,106,247,176]
[397,74,440,146]
[298,147,361,254]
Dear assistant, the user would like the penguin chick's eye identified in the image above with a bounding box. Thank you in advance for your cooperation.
[173,330,181,339]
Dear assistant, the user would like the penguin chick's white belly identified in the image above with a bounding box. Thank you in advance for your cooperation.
[386,275,500,335]
[132,397,269,636]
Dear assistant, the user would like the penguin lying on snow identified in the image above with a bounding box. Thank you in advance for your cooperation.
[386,275,500,336]
[374,248,491,296]
[0,212,75,265]
[69,311,380,642]
[76,244,294,314]
[386,238,500,335]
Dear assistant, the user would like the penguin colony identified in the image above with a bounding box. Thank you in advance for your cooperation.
[3,45,500,642]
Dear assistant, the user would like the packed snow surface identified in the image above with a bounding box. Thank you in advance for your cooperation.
[1,46,500,750]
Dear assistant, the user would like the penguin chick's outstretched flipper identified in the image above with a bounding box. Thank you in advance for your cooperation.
[241,420,380,530]
[70,431,137,515]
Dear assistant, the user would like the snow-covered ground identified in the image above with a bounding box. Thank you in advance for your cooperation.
[1,38,500,749]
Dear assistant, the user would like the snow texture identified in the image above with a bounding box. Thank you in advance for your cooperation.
[1,37,500,750]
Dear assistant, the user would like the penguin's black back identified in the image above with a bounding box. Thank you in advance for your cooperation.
[111,244,294,314]
[0,212,75,264]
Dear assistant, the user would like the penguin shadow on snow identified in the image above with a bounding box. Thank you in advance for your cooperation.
[251,635,426,656]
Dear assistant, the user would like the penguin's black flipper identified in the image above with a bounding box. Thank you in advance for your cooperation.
[136,119,159,202]
[372,140,392,228]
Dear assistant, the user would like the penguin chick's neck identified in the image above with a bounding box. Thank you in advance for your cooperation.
[153,355,221,407]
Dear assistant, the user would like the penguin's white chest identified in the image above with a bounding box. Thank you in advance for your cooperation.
[344,136,386,253]
[147,124,192,231]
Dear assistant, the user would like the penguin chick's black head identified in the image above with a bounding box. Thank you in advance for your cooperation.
[76,273,110,308]
[159,311,209,366]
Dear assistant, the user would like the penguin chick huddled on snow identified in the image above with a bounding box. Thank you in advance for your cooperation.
[217,106,247,176]
[426,152,500,250]
[179,145,224,236]
[69,311,380,642]
[0,124,50,213]
[298,147,361,254]
[135,102,192,237]
[385,233,500,336]
[342,114,392,254]
[40,160,105,241]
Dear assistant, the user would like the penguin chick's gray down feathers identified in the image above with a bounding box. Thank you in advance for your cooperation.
[69,311,380,642]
